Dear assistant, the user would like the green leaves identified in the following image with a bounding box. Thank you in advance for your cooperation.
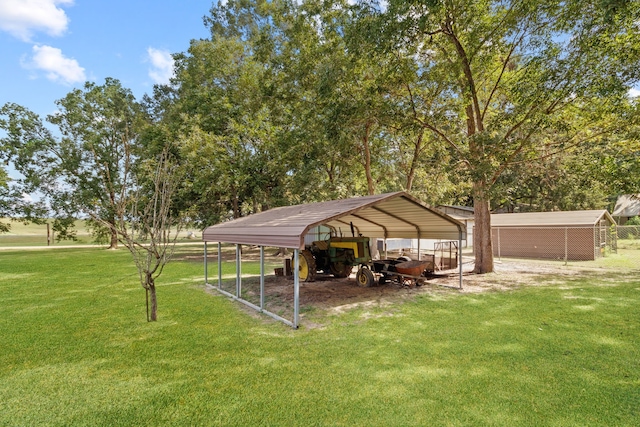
[2,0,638,269]
[0,79,148,244]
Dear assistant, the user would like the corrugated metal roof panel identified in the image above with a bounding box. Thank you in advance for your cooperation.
[491,210,614,227]
[203,192,465,248]
[612,194,640,217]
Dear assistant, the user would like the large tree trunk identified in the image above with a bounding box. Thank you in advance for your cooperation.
[473,183,494,273]
[109,225,118,249]
[465,92,494,273]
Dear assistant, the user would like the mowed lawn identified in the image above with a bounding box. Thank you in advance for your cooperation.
[0,248,638,426]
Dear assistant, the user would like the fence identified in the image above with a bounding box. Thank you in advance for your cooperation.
[491,226,617,263]
[0,226,201,247]
[617,225,640,240]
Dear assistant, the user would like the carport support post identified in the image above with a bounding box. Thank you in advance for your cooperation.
[204,242,208,285]
[564,227,568,266]
[293,249,300,329]
[459,232,463,289]
[217,242,222,289]
[236,244,242,297]
[260,246,265,310]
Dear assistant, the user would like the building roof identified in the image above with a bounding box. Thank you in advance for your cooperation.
[437,205,474,213]
[612,194,640,217]
[491,210,614,227]
[203,192,465,249]
[435,205,474,220]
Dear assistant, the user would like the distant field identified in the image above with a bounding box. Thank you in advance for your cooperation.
[0,219,92,246]
[0,219,203,247]
[0,218,90,235]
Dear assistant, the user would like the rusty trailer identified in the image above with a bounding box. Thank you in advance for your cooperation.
[372,257,435,287]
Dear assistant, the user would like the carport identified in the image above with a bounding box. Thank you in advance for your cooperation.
[202,191,465,328]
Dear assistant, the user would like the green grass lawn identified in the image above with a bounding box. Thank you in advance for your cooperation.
[0,248,638,426]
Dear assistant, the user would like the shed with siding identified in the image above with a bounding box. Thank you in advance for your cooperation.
[435,205,474,248]
[490,210,616,261]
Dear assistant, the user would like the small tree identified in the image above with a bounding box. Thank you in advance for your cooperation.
[98,148,183,321]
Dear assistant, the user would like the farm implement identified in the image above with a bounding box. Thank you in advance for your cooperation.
[297,232,441,287]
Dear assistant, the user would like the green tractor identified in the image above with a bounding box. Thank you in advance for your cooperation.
[298,235,376,287]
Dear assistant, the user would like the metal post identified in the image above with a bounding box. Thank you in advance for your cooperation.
[564,227,568,266]
[458,232,463,289]
[217,242,222,289]
[417,238,421,261]
[293,248,300,329]
[260,246,265,310]
[236,244,242,297]
[204,241,208,285]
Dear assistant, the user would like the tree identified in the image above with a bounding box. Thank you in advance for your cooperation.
[171,35,289,223]
[0,169,48,233]
[2,80,184,321]
[0,168,13,233]
[0,105,61,235]
[374,0,640,272]
[0,79,145,248]
[596,102,640,196]
[102,148,183,322]
[491,146,612,212]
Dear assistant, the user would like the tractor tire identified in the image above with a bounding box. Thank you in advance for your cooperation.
[329,261,353,278]
[298,249,316,282]
[356,267,375,287]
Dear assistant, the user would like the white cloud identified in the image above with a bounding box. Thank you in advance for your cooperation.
[629,88,640,98]
[147,47,175,85]
[23,45,85,85]
[0,0,73,41]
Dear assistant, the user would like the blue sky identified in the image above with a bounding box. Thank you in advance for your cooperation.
[0,0,215,119]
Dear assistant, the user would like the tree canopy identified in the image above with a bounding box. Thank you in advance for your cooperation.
[1,0,639,274]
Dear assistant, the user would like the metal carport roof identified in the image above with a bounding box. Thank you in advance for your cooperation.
[203,192,465,328]
[612,194,640,218]
[202,191,465,248]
